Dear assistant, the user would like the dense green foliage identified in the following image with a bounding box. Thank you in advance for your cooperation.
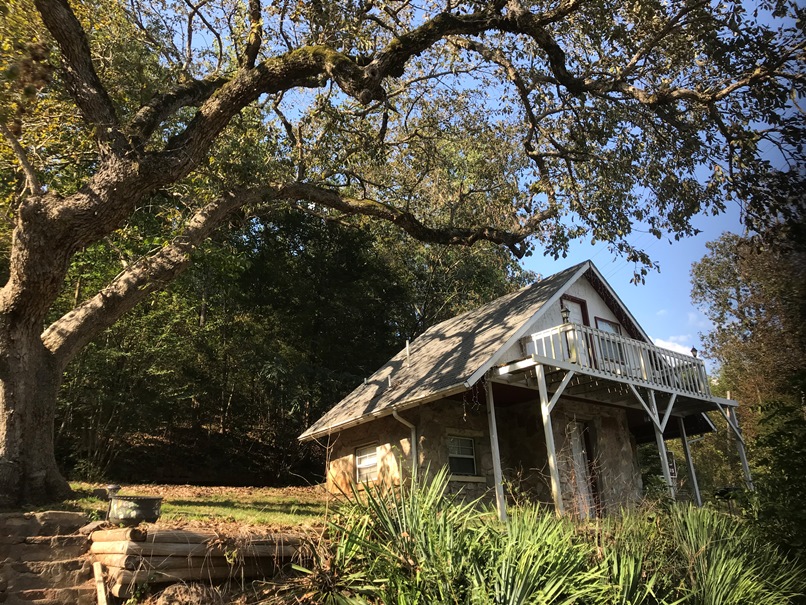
[1,0,803,505]
[54,213,528,485]
[259,470,804,604]
[690,226,806,555]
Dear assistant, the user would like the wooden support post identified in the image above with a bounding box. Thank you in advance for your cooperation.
[485,378,507,523]
[650,390,675,499]
[727,408,755,491]
[92,561,108,605]
[678,416,702,506]
[537,364,564,515]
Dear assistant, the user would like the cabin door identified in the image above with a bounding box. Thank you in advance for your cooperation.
[568,421,597,518]
[562,298,590,367]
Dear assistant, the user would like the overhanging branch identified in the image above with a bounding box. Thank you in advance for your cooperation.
[34,0,127,155]
[42,187,271,367]
[277,182,552,257]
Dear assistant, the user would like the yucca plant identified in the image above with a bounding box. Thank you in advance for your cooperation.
[259,513,383,604]
[670,505,805,605]
[598,507,685,605]
[471,505,608,605]
[345,466,489,604]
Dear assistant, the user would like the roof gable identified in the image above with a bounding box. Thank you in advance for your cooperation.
[300,261,587,440]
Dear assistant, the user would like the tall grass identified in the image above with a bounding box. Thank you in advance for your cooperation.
[263,470,805,605]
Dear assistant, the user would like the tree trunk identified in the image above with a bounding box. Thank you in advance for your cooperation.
[0,325,71,507]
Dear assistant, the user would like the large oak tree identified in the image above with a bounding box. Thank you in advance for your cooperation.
[0,0,802,504]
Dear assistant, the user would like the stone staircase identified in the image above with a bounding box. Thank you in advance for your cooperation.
[0,511,95,605]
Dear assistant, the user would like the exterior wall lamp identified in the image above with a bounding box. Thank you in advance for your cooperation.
[560,304,571,324]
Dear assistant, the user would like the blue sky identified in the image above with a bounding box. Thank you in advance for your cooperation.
[520,203,745,363]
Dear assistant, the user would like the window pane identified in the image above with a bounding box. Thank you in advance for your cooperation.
[447,437,476,475]
[447,437,474,457]
[449,457,476,475]
[356,445,378,482]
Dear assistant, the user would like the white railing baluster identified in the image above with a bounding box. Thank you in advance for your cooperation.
[524,323,709,398]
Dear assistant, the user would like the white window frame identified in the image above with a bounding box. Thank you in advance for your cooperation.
[355,444,378,483]
[595,318,625,363]
[447,436,477,476]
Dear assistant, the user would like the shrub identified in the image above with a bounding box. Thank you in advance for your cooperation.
[261,470,805,604]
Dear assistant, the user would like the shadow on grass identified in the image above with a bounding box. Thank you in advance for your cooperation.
[166,499,326,518]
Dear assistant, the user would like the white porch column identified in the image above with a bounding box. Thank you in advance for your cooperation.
[485,378,507,522]
[537,364,564,514]
[677,416,702,506]
[727,407,755,491]
[650,390,676,499]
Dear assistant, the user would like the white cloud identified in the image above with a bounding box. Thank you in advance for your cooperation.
[667,334,692,345]
[653,338,695,356]
[656,309,668,316]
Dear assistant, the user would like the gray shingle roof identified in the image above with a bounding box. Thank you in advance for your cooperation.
[299,261,587,441]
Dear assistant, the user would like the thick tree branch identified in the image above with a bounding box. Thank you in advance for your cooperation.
[0,123,41,196]
[127,75,229,143]
[498,3,586,94]
[42,176,558,366]
[42,187,270,367]
[33,0,126,155]
[278,182,553,257]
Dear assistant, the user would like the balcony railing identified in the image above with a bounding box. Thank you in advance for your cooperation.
[522,323,711,398]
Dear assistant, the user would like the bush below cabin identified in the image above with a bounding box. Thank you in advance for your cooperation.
[255,470,805,605]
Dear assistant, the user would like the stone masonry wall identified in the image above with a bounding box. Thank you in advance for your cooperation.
[325,395,642,513]
[550,400,643,514]
[326,415,408,493]
[0,511,94,605]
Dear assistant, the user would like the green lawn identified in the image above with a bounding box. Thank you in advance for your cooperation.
[66,482,332,530]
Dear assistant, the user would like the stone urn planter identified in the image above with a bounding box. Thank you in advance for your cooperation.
[107,495,163,526]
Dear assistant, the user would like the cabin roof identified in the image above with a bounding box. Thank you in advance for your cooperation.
[300,261,619,441]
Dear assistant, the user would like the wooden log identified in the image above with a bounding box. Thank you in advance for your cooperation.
[91,527,147,542]
[93,553,279,572]
[143,529,303,545]
[92,561,108,605]
[91,540,298,558]
[93,554,140,571]
[108,562,275,598]
[144,530,219,544]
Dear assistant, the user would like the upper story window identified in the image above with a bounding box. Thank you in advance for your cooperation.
[447,436,476,475]
[595,318,624,362]
[355,444,378,482]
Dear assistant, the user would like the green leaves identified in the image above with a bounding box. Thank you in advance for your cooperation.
[275,472,805,605]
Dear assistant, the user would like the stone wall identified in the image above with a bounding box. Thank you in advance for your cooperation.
[418,397,494,502]
[549,400,643,514]
[0,511,94,605]
[326,415,408,493]
[326,398,497,502]
[325,395,642,513]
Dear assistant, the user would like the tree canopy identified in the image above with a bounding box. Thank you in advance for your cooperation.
[0,0,803,504]
[691,225,806,554]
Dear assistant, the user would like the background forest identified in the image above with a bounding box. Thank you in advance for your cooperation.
[43,215,529,486]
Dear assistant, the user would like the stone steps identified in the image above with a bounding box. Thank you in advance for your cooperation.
[0,512,93,605]
[1,584,96,605]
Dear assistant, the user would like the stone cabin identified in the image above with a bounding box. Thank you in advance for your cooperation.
[299,260,753,519]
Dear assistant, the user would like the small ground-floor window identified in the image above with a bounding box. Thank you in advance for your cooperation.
[447,436,477,475]
[355,444,378,482]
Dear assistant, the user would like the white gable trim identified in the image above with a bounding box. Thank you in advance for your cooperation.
[463,261,592,388]
[584,263,652,343]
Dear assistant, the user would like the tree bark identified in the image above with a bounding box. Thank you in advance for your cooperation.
[0,325,71,506]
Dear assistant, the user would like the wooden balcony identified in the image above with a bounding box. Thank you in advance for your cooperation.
[519,323,711,400]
